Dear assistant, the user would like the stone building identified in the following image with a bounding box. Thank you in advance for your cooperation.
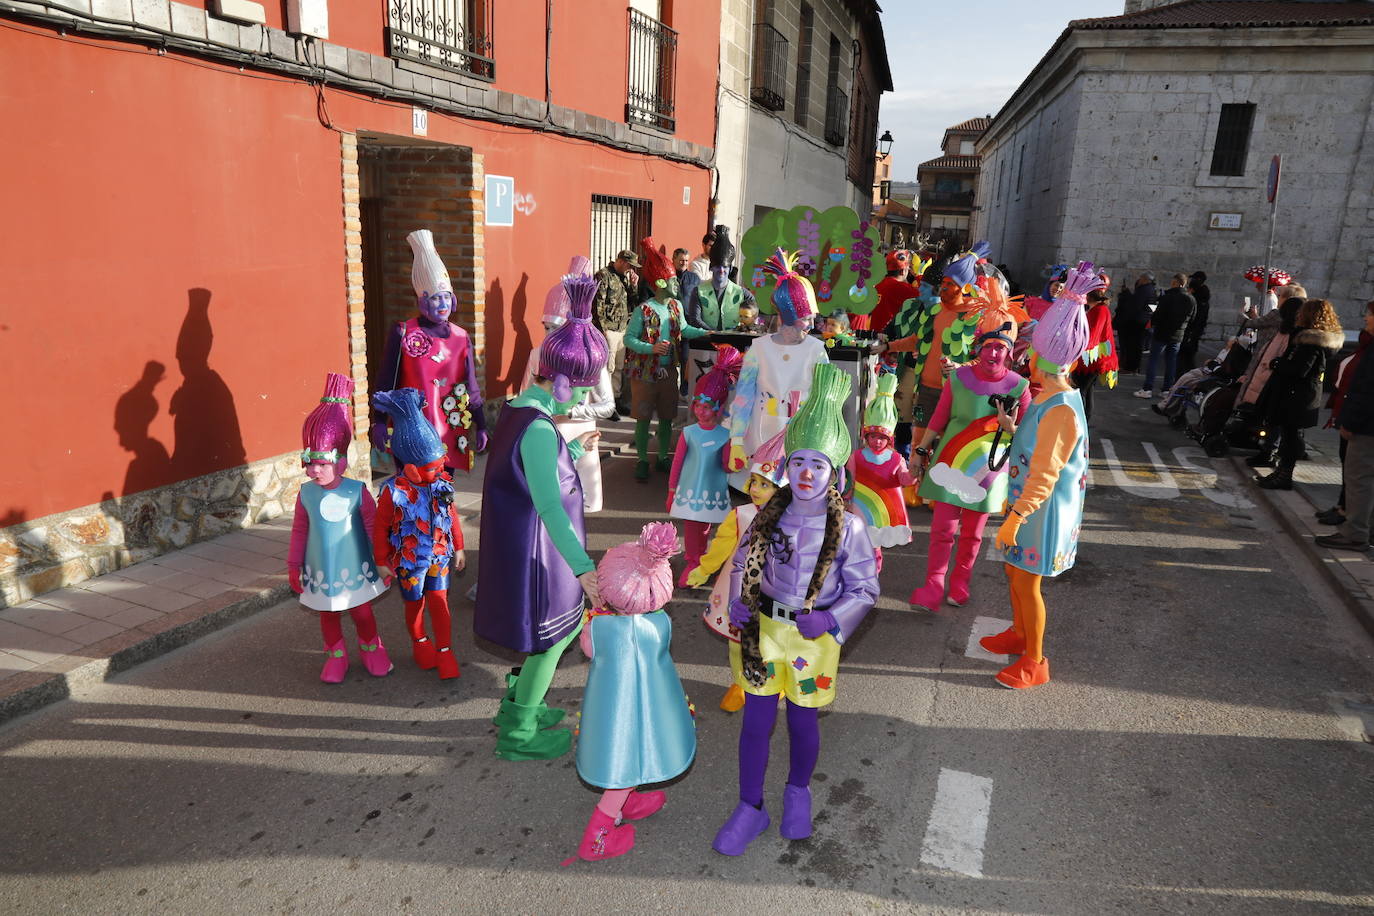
[713,0,892,236]
[916,117,989,254]
[973,0,1374,323]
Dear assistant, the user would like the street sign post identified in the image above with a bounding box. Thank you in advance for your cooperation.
[1263,155,1282,295]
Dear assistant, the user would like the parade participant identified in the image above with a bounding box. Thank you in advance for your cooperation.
[819,312,859,348]
[713,364,879,856]
[668,346,743,585]
[854,250,928,335]
[1071,285,1119,421]
[982,262,1099,689]
[846,371,915,555]
[564,522,697,864]
[370,387,464,680]
[884,249,987,503]
[726,248,829,487]
[288,372,391,683]
[475,274,608,760]
[688,263,758,332]
[624,238,713,481]
[908,298,1030,611]
[370,229,486,473]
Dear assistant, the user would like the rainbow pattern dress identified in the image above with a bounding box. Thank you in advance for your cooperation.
[918,367,1030,514]
[849,447,912,547]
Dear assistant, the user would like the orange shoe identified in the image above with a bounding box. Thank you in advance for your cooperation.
[979,627,1025,656]
[719,683,745,713]
[412,637,438,670]
[435,647,461,679]
[903,485,922,508]
[995,655,1049,689]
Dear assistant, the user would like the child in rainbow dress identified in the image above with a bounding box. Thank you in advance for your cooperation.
[846,370,915,559]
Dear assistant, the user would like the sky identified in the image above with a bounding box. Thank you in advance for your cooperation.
[877,1,1125,182]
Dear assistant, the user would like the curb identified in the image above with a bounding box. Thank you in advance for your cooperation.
[1231,456,1374,640]
[0,577,292,728]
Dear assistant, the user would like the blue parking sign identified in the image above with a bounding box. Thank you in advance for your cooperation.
[485,174,514,226]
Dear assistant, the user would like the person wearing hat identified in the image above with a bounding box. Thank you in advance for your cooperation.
[593,248,645,407]
[908,289,1031,612]
[370,229,486,474]
[713,363,879,856]
[855,249,927,335]
[982,261,1099,690]
[625,238,713,481]
[476,274,609,760]
[846,370,916,556]
[371,387,466,681]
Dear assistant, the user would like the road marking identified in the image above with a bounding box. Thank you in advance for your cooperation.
[966,616,1012,664]
[1099,437,1181,499]
[920,768,993,878]
[1172,446,1256,509]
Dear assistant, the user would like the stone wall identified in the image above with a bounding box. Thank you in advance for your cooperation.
[0,450,309,608]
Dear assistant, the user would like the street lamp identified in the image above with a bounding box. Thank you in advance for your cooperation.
[877,130,894,159]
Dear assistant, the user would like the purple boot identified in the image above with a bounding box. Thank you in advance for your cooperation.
[712,801,770,856]
[780,784,812,840]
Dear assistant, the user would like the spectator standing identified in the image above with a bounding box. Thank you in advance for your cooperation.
[1114,273,1154,373]
[689,231,714,282]
[1315,302,1374,525]
[593,249,644,409]
[1254,299,1343,490]
[1316,301,1374,547]
[1180,271,1211,371]
[1135,273,1195,398]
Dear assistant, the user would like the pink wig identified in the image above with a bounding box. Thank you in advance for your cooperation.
[301,372,354,466]
[542,254,592,326]
[692,345,743,410]
[596,522,681,614]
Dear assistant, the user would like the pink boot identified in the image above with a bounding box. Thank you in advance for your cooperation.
[946,509,989,607]
[357,636,393,677]
[563,808,636,863]
[911,502,959,610]
[320,641,348,683]
[621,789,666,820]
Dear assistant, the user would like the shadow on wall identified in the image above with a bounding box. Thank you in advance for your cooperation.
[486,273,532,398]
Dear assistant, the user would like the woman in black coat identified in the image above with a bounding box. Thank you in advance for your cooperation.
[1113,274,1155,373]
[1254,298,1345,490]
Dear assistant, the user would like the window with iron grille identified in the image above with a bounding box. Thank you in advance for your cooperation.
[1209,103,1255,177]
[387,0,494,81]
[590,195,654,272]
[751,20,788,112]
[825,35,847,148]
[793,4,814,126]
[626,8,678,132]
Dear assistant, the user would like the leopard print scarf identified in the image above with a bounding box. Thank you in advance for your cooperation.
[738,483,846,686]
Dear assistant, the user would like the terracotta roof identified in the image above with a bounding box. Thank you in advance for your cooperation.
[918,155,980,170]
[947,117,991,133]
[1070,0,1374,30]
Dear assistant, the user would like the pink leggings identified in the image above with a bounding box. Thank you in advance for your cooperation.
[682,520,711,572]
[318,602,379,644]
[913,502,989,606]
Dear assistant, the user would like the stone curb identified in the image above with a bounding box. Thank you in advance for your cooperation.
[1231,455,1374,640]
[0,575,292,728]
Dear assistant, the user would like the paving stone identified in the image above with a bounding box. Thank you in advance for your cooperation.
[60,619,126,648]
[113,562,180,585]
[0,601,98,636]
[35,588,139,619]
[121,585,199,613]
[0,651,40,674]
[103,605,167,629]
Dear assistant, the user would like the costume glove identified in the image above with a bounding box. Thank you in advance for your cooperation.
[795,610,836,639]
[728,597,753,629]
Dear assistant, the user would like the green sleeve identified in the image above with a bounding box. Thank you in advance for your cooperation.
[567,439,586,462]
[681,322,710,340]
[518,418,595,576]
[623,307,654,354]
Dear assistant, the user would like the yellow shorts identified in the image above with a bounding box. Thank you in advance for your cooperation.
[729,612,840,708]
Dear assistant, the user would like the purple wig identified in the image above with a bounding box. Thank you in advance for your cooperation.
[537,274,609,402]
[1031,260,1102,373]
[301,372,354,466]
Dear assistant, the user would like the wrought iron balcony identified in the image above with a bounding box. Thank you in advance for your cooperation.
[750,21,788,112]
[387,0,494,81]
[824,84,847,146]
[626,8,678,133]
[919,189,976,209]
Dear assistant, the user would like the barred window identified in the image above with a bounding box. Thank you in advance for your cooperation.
[590,195,653,271]
[1210,103,1255,177]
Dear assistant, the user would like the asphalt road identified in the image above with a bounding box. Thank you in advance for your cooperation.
[1,383,1372,915]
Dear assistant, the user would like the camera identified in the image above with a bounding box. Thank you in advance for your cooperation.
[987,393,1018,412]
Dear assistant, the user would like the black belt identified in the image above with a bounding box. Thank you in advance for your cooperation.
[760,595,831,623]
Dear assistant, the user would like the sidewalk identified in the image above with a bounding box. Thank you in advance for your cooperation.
[1230,423,1374,640]
[0,460,491,726]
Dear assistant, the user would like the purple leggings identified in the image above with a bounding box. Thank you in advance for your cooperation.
[738,692,819,807]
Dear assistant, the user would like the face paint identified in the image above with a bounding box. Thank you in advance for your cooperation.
[863,430,892,453]
[555,385,592,413]
[692,401,719,425]
[746,474,777,508]
[418,290,454,324]
[305,459,340,487]
[785,449,833,501]
[939,278,963,308]
[978,339,1011,374]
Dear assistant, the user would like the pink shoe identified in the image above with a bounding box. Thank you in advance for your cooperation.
[358,637,393,677]
[562,808,636,864]
[677,565,697,588]
[908,583,943,612]
[621,789,666,820]
[320,641,348,683]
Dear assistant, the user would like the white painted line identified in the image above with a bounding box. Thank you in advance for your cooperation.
[1098,437,1180,499]
[920,768,993,878]
[1173,446,1256,509]
[966,616,1012,664]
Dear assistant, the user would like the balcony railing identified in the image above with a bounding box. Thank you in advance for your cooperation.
[919,190,976,208]
[824,84,847,146]
[387,0,494,81]
[626,8,678,132]
[750,21,788,112]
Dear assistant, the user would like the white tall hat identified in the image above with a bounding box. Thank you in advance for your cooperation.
[407,229,453,297]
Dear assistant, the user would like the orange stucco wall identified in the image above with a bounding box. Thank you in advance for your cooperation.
[0,5,715,523]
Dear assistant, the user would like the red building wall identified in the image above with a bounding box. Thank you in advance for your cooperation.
[0,0,717,524]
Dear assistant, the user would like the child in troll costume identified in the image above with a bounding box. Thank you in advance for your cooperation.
[908,298,1031,611]
[288,372,392,683]
[667,346,743,586]
[726,248,830,490]
[713,363,879,857]
[846,370,916,559]
[370,229,486,473]
[564,522,697,864]
[983,261,1099,690]
[474,274,608,760]
[370,387,465,680]
[625,237,712,481]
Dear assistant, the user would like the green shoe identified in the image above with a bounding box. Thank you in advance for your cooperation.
[635,460,650,481]
[494,699,572,760]
[655,457,672,473]
[491,675,564,730]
